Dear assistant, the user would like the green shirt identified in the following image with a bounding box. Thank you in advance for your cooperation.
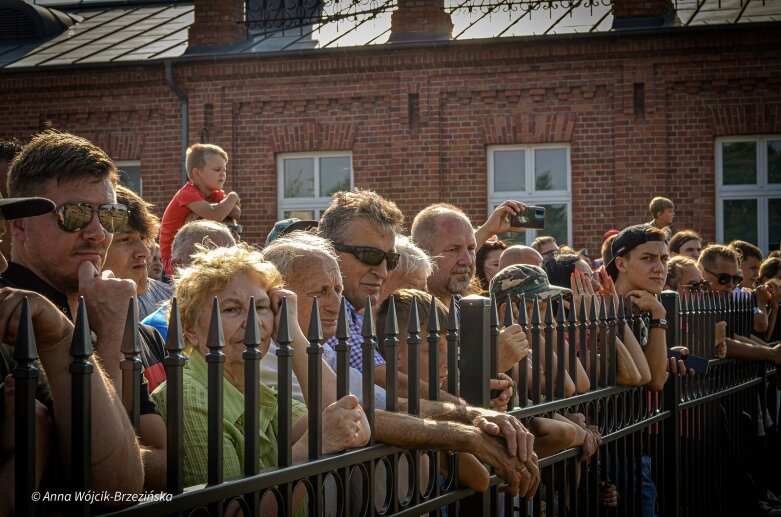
[151,351,307,487]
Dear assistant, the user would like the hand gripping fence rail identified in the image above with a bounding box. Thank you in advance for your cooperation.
[9,289,780,516]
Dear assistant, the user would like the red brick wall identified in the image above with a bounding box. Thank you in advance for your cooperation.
[1,25,779,255]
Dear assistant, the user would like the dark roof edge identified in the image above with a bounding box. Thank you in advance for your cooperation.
[34,0,191,10]
[2,19,780,74]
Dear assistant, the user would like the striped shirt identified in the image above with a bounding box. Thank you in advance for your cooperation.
[324,298,386,372]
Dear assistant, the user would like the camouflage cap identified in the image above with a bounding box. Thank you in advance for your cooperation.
[490,264,572,302]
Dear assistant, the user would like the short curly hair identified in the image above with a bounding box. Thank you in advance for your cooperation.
[174,243,282,353]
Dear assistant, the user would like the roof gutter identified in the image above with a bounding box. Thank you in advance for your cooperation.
[165,59,188,184]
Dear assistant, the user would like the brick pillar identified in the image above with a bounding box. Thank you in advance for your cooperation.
[389,0,453,43]
[612,0,676,30]
[188,0,246,48]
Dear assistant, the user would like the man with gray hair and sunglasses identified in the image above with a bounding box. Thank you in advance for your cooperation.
[3,130,167,492]
[316,189,540,495]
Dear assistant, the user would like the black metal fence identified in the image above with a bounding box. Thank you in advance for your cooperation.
[10,288,780,516]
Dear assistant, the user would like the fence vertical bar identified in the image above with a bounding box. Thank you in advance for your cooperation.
[70,298,93,515]
[384,296,399,412]
[446,296,460,398]
[428,294,442,402]
[458,294,491,515]
[407,295,421,417]
[361,296,377,516]
[120,298,141,433]
[504,294,517,409]
[588,296,598,390]
[598,297,608,388]
[307,297,324,515]
[446,296,460,517]
[334,296,351,516]
[543,298,555,401]
[555,296,566,399]
[243,297,261,514]
[607,296,617,387]
[276,297,294,516]
[164,298,185,495]
[335,297,350,401]
[518,294,529,407]
[530,297,542,405]
[206,298,225,489]
[13,298,39,517]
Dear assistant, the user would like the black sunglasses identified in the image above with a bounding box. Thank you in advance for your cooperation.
[333,243,400,271]
[686,280,711,292]
[54,202,129,234]
[702,267,742,286]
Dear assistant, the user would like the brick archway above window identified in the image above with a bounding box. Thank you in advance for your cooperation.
[75,131,145,161]
[481,112,576,145]
[709,104,781,136]
[270,122,358,153]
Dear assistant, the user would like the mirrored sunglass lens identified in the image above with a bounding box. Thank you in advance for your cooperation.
[98,206,128,233]
[60,204,93,231]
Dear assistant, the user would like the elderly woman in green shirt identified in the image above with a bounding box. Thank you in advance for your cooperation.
[151,243,369,487]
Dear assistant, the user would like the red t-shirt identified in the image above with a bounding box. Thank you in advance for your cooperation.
[159,182,225,275]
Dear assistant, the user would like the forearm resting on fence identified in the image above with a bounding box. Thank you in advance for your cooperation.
[614,337,644,386]
[375,411,535,497]
[38,342,144,498]
[619,323,652,384]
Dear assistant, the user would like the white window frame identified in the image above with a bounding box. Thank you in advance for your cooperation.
[115,161,142,195]
[277,151,354,220]
[715,135,781,253]
[487,144,572,245]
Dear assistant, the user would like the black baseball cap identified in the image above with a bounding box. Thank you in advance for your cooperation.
[0,196,55,220]
[606,224,666,277]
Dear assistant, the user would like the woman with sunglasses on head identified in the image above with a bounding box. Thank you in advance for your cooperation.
[666,256,728,359]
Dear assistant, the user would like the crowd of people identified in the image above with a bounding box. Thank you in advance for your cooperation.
[0,132,779,514]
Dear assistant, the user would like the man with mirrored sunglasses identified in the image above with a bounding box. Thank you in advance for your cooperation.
[697,244,781,365]
[3,130,167,493]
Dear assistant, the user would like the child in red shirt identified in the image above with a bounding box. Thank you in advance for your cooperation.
[159,144,241,275]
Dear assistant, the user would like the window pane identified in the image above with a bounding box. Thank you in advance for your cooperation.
[283,158,314,198]
[283,210,316,220]
[534,149,567,191]
[768,140,781,184]
[769,198,781,252]
[537,203,569,247]
[117,164,141,195]
[319,156,351,197]
[721,142,757,185]
[493,150,525,192]
[722,199,757,245]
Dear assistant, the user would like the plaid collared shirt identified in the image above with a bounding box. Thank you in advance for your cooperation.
[324,298,386,372]
[151,351,307,487]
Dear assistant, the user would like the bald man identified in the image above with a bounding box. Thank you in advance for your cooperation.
[499,245,544,269]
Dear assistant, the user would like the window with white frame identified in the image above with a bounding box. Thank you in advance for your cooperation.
[716,136,781,254]
[488,144,572,246]
[277,152,353,220]
[116,161,142,195]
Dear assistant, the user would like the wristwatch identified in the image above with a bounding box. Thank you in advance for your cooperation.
[648,318,668,330]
